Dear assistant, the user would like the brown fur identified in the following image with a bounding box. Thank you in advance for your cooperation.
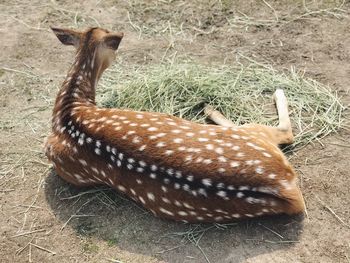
[45,27,305,223]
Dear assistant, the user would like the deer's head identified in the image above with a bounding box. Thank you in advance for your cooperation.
[51,27,124,77]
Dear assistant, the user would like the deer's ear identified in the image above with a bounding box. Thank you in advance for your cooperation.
[103,33,124,50]
[51,27,82,47]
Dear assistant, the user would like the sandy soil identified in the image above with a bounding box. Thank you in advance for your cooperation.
[1,0,349,262]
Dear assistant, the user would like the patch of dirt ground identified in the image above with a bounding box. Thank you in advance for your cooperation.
[1,0,350,262]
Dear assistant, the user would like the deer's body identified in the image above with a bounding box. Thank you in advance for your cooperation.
[45,27,305,223]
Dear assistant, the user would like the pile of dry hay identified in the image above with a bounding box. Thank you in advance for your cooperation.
[98,62,344,152]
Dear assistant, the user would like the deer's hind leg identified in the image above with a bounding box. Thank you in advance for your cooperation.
[204,105,237,127]
[204,89,294,146]
[267,89,294,145]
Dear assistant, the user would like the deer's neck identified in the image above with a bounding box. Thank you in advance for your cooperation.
[60,48,101,103]
[52,48,106,133]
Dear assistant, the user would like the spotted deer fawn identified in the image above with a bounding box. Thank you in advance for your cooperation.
[45,27,305,223]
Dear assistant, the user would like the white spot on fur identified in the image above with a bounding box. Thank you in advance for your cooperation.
[173,138,183,143]
[159,207,174,216]
[202,178,212,187]
[147,192,155,201]
[268,173,277,179]
[165,150,174,155]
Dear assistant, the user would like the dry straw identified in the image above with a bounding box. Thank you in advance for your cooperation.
[99,62,344,152]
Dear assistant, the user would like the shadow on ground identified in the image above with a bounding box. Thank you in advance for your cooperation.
[44,169,304,263]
